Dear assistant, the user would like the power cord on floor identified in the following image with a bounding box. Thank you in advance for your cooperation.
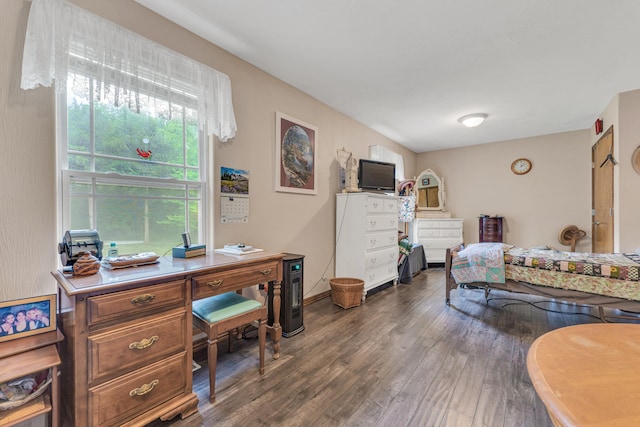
[486,296,602,321]
[303,191,352,298]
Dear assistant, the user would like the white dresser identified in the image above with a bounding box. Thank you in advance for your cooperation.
[413,218,463,263]
[335,193,399,296]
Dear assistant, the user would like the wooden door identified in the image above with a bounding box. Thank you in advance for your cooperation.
[592,126,614,253]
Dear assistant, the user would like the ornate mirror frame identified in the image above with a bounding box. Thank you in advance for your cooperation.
[415,169,444,211]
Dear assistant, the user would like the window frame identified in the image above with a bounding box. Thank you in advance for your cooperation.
[55,78,211,250]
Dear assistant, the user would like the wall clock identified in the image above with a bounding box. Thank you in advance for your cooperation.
[511,158,532,175]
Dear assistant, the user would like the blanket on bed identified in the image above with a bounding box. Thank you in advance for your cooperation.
[451,243,509,284]
[505,247,640,281]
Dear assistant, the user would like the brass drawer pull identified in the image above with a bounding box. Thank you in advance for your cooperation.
[259,269,271,275]
[128,335,159,350]
[129,379,159,397]
[207,279,223,288]
[131,294,155,305]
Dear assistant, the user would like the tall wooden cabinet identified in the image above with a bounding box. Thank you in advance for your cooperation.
[335,193,399,296]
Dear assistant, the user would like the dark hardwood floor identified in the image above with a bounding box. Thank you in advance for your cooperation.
[151,268,621,427]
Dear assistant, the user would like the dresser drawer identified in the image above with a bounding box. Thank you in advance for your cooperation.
[365,246,398,270]
[366,230,397,251]
[417,219,463,229]
[421,237,463,250]
[88,352,187,427]
[193,260,279,299]
[382,198,398,213]
[88,310,187,384]
[364,264,398,286]
[366,215,398,232]
[87,280,186,326]
[440,228,462,238]
[418,228,441,238]
[365,196,387,213]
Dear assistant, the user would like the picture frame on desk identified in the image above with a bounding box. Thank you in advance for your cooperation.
[0,294,56,343]
[275,111,318,195]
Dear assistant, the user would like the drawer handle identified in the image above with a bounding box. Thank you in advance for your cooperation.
[207,279,223,288]
[131,294,155,305]
[259,269,271,275]
[129,379,159,397]
[129,335,159,350]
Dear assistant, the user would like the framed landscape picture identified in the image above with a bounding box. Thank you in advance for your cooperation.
[275,112,318,195]
[0,294,56,343]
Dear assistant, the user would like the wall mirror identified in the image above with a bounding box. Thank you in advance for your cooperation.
[415,169,444,210]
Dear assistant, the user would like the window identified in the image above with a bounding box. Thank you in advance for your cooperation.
[369,145,405,181]
[58,74,206,255]
[21,0,238,257]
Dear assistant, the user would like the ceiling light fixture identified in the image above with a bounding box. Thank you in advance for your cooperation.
[458,113,488,128]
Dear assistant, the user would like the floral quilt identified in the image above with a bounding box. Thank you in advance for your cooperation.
[451,243,507,284]
[505,247,640,282]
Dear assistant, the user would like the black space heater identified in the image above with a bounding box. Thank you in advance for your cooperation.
[268,253,305,337]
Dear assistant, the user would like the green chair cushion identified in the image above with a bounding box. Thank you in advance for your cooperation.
[193,292,262,324]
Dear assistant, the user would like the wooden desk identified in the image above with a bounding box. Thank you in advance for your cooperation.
[52,251,284,427]
[527,323,640,427]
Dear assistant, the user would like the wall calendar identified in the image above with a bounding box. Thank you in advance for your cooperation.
[220,166,250,223]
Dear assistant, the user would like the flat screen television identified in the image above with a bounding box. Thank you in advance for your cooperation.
[358,159,396,192]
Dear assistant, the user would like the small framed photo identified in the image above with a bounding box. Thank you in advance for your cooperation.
[275,111,318,195]
[0,295,56,343]
[421,178,430,186]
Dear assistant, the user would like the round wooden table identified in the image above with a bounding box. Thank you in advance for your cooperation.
[527,323,640,427]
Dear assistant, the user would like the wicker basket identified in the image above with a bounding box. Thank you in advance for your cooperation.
[330,278,364,309]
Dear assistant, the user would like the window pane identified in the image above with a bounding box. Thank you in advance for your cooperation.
[67,174,201,256]
[64,72,206,254]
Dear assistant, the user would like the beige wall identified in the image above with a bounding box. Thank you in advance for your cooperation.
[0,1,57,301]
[0,0,416,301]
[417,130,593,251]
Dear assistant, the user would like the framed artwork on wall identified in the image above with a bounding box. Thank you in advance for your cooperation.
[275,111,318,195]
[0,294,56,343]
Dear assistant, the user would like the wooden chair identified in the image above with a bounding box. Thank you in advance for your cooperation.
[192,292,267,403]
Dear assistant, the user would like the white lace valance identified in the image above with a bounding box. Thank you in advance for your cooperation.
[21,0,237,142]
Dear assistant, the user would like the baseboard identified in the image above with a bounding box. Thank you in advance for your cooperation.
[304,290,330,306]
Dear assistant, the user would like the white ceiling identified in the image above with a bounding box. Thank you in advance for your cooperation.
[135,0,640,153]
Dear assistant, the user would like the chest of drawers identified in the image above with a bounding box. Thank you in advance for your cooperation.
[335,193,399,296]
[479,216,504,242]
[53,251,284,426]
[413,218,464,263]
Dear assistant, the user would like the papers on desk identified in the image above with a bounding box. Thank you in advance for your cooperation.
[214,247,264,255]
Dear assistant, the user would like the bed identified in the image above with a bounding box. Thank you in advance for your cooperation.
[445,243,640,321]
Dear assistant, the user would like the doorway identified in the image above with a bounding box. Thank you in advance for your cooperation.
[591,126,614,253]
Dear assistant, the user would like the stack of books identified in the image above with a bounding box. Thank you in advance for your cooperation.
[172,244,206,258]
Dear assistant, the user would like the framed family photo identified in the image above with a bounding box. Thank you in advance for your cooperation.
[275,111,318,195]
[0,294,56,343]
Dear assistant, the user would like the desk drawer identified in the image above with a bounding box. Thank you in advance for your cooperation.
[89,352,187,427]
[88,310,187,384]
[87,280,185,326]
[193,260,280,299]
